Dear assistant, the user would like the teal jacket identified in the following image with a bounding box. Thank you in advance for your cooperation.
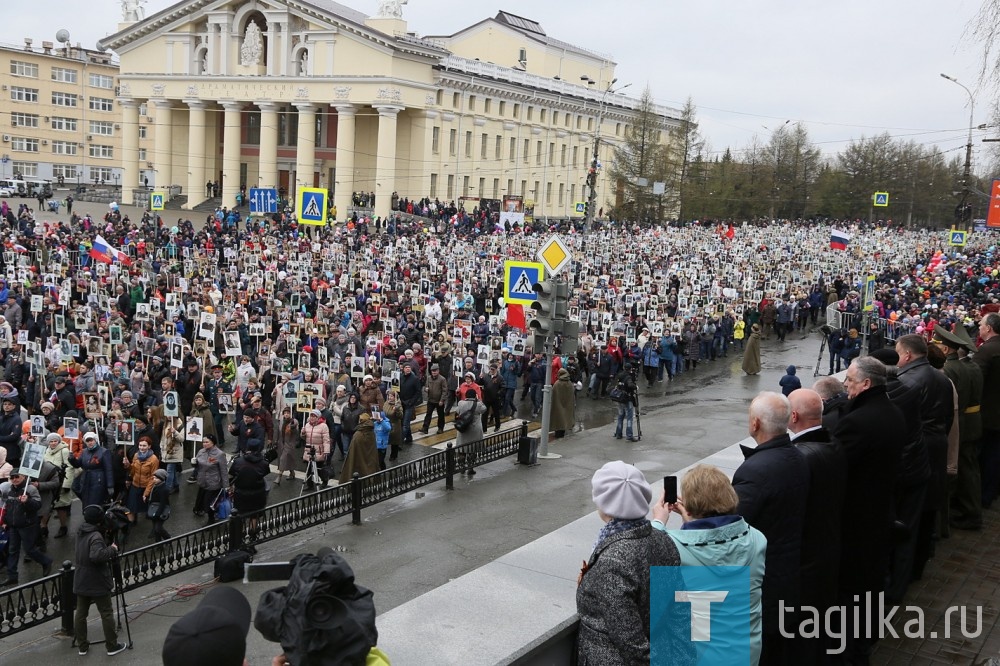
[653,515,766,666]
[373,415,392,450]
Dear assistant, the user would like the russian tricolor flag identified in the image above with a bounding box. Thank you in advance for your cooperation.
[90,235,131,265]
[830,228,852,251]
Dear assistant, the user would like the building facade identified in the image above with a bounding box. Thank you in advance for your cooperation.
[98,0,680,217]
[0,38,145,188]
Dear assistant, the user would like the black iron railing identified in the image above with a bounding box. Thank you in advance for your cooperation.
[0,423,530,639]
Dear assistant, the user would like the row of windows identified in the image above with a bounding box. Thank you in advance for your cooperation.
[9,137,113,158]
[9,60,114,88]
[9,114,122,138]
[430,127,585,167]
[435,89,604,132]
[426,173,579,206]
[8,87,115,111]
[10,162,114,182]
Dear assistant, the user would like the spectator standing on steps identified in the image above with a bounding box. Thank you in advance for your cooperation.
[1,469,54,586]
[73,503,127,656]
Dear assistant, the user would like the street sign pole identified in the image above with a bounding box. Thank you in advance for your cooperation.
[537,278,564,460]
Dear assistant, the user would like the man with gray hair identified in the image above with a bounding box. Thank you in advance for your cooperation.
[834,356,907,661]
[732,391,808,663]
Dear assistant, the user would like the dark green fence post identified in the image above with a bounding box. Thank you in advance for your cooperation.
[59,560,75,636]
[228,509,244,552]
[351,473,362,525]
[446,443,455,490]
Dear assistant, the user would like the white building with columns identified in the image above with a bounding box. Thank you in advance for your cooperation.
[99,1,681,220]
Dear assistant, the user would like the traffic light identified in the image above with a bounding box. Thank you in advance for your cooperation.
[530,279,557,337]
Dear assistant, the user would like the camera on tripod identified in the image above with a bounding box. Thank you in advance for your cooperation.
[248,547,379,666]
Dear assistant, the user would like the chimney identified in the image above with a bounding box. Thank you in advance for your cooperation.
[42,41,53,54]
[23,37,33,52]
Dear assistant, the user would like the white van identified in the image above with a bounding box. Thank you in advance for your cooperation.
[0,179,28,196]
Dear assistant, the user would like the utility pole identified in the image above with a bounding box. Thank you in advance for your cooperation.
[941,73,975,231]
[582,79,630,231]
[529,277,578,459]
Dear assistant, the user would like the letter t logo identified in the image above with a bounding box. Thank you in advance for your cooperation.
[675,591,729,641]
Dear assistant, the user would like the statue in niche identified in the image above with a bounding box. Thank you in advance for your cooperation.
[240,20,263,66]
[298,51,308,75]
[376,0,408,19]
[201,52,208,74]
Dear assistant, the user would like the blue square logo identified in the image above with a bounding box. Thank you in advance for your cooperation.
[651,566,752,665]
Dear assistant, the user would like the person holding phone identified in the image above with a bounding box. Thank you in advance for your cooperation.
[651,465,767,666]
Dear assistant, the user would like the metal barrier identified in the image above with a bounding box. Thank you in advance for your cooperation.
[0,423,529,639]
[824,303,917,343]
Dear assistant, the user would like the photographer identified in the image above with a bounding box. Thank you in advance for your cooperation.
[73,504,127,656]
[611,362,638,442]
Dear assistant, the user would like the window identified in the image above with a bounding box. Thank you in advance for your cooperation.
[520,180,526,197]
[499,101,506,117]
[462,175,469,197]
[435,90,443,106]
[513,103,520,119]
[465,131,472,158]
[492,178,499,199]
[570,184,575,204]
[527,106,533,122]
[506,179,513,197]
[12,162,37,177]
[546,182,552,204]
[138,148,147,161]
[561,144,567,167]
[11,112,38,128]
[51,91,77,107]
[480,133,487,159]
[11,137,39,152]
[431,126,440,153]
[588,118,594,131]
[51,67,77,83]
[138,126,148,139]
[51,140,77,156]
[52,164,77,180]
[449,129,456,156]
[533,180,539,199]
[89,73,114,89]
[10,87,39,102]
[89,144,114,159]
[572,146,579,167]
[51,117,77,131]
[89,97,114,112]
[478,177,485,197]
[548,142,554,166]
[89,167,112,182]
[509,137,516,163]
[430,173,438,198]
[495,135,501,160]
[139,102,147,116]
[246,111,260,145]
[89,120,113,136]
[523,138,529,164]
[615,123,622,136]
[484,99,491,114]
[535,140,542,165]
[540,109,547,123]
[552,111,558,126]
[452,92,460,108]
[468,95,476,111]
[558,183,565,206]
[10,60,38,78]
[446,174,454,199]
[576,115,581,130]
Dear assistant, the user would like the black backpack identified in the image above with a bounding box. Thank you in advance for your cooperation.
[453,400,477,434]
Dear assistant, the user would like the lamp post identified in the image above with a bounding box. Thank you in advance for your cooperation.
[940,73,975,229]
[581,77,630,231]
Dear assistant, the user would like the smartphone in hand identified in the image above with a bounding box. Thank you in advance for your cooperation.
[663,476,678,504]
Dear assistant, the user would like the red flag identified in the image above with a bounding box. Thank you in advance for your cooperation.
[506,303,526,330]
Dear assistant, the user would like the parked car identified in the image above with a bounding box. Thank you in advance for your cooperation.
[0,185,15,197]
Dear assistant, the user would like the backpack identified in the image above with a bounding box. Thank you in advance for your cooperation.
[453,401,477,434]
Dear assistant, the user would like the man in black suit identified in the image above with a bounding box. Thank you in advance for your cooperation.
[733,391,809,665]
[834,356,907,663]
[974,313,1000,508]
[788,388,847,662]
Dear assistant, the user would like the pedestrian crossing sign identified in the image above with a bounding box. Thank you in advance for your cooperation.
[873,191,889,207]
[575,202,586,213]
[949,229,967,246]
[150,191,165,211]
[504,260,545,306]
[296,187,328,226]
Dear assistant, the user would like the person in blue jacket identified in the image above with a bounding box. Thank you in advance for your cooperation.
[779,365,802,396]
[657,333,676,382]
[373,410,393,470]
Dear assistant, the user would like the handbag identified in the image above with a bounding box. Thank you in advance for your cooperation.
[608,386,630,403]
[212,490,232,519]
[71,473,84,499]
[147,502,171,521]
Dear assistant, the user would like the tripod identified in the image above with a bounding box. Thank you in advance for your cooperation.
[633,396,642,441]
[109,555,132,650]
[814,325,834,377]
[299,454,322,496]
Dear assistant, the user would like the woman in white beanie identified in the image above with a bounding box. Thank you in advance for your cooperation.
[576,460,679,665]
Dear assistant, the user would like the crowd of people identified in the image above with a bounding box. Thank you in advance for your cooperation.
[0,191,998,658]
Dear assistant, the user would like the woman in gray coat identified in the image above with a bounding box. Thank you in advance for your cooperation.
[453,389,486,447]
[576,461,680,665]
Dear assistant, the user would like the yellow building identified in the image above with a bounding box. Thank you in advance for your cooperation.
[99,1,680,217]
[0,37,150,190]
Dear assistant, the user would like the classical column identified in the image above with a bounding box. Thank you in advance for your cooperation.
[374,105,402,222]
[151,99,173,188]
[257,102,279,189]
[119,99,141,196]
[185,100,208,208]
[221,101,243,207]
[293,103,316,199]
[218,23,230,74]
[333,104,356,220]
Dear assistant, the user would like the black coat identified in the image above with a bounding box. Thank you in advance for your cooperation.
[733,433,809,629]
[892,358,955,504]
[885,367,930,489]
[833,386,906,594]
[73,522,116,597]
[792,427,847,610]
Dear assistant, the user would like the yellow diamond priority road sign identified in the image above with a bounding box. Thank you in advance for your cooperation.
[538,234,572,277]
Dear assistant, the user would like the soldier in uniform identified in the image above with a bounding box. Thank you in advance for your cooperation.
[204,364,232,449]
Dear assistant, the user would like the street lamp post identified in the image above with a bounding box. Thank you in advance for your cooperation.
[581,77,630,231]
[940,73,975,229]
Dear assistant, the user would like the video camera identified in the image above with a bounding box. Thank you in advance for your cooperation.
[246,548,379,666]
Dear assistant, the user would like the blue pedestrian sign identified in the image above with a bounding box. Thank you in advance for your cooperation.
[873,191,889,207]
[504,260,545,306]
[149,191,165,211]
[949,229,967,247]
[249,187,279,215]
[296,187,328,226]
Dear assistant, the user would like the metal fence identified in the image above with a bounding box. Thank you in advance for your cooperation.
[0,423,528,639]
[824,304,916,342]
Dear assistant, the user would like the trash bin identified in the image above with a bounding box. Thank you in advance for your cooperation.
[517,436,539,466]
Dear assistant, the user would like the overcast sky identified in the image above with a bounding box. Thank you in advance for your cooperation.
[9,0,994,166]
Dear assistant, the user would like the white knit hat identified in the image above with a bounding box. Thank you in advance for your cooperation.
[591,461,652,520]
